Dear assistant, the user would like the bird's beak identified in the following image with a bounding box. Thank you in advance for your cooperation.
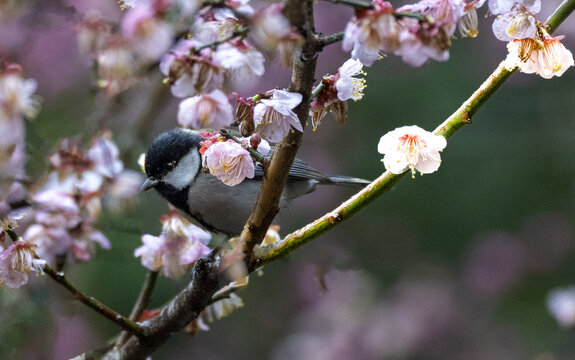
[140,177,159,192]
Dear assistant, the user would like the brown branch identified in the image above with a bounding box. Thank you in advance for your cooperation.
[241,0,321,268]
[103,250,225,360]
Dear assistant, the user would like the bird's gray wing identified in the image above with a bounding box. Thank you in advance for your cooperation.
[253,157,333,184]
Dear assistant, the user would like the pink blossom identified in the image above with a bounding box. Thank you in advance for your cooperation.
[488,0,540,15]
[0,64,40,120]
[160,39,224,98]
[87,131,124,178]
[97,36,138,95]
[121,2,174,61]
[23,224,73,265]
[135,211,211,278]
[504,36,574,79]
[250,4,293,52]
[0,240,45,289]
[178,89,234,129]
[253,90,303,143]
[342,0,397,66]
[214,41,265,83]
[377,125,447,177]
[76,11,112,56]
[249,4,304,66]
[202,140,255,186]
[492,4,537,41]
[335,58,366,101]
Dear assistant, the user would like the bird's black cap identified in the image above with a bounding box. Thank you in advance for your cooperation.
[144,129,202,179]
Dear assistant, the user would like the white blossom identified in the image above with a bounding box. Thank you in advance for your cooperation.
[378,125,447,177]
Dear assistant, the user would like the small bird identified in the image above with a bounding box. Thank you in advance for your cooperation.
[141,129,370,237]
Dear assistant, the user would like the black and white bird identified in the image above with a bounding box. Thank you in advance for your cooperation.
[141,129,370,237]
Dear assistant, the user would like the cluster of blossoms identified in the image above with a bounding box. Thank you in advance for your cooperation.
[489,0,574,78]
[135,209,211,278]
[0,63,43,289]
[342,0,487,67]
[21,132,142,269]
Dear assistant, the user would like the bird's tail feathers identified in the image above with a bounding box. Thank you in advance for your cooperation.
[326,175,371,187]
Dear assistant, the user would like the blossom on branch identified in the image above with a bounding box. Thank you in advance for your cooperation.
[160,39,224,98]
[202,140,255,186]
[253,90,303,143]
[178,89,234,129]
[214,41,265,83]
[0,240,45,289]
[310,59,366,128]
[121,0,174,62]
[504,35,574,79]
[134,210,211,278]
[378,125,447,177]
[491,2,538,41]
[250,4,304,66]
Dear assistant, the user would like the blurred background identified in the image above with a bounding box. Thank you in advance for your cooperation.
[2,0,575,359]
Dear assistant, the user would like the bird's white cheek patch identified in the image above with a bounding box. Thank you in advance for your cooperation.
[162,150,200,190]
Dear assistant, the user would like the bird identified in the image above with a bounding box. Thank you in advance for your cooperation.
[141,128,370,237]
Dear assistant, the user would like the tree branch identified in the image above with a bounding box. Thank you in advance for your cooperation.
[103,250,225,360]
[241,0,320,267]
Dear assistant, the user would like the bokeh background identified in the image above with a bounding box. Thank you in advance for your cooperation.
[2,0,575,359]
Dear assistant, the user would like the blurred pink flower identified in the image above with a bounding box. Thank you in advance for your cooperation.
[160,39,224,98]
[121,2,174,61]
[0,240,45,289]
[178,89,234,129]
[135,211,211,278]
[214,41,265,83]
[548,286,575,328]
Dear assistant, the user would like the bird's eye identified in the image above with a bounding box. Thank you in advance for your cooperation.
[166,161,177,170]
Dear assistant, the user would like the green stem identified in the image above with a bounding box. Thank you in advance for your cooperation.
[546,0,575,33]
[219,129,267,163]
[251,0,575,269]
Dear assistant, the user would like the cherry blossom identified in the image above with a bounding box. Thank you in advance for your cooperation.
[504,36,574,79]
[178,89,234,129]
[492,3,538,41]
[0,63,40,120]
[253,90,303,143]
[160,39,224,98]
[134,211,211,278]
[121,1,174,61]
[0,240,45,289]
[214,41,265,83]
[202,140,255,186]
[377,125,447,177]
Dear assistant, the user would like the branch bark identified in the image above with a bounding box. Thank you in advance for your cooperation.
[240,0,321,267]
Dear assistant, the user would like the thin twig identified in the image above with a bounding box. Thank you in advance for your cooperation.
[117,271,160,346]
